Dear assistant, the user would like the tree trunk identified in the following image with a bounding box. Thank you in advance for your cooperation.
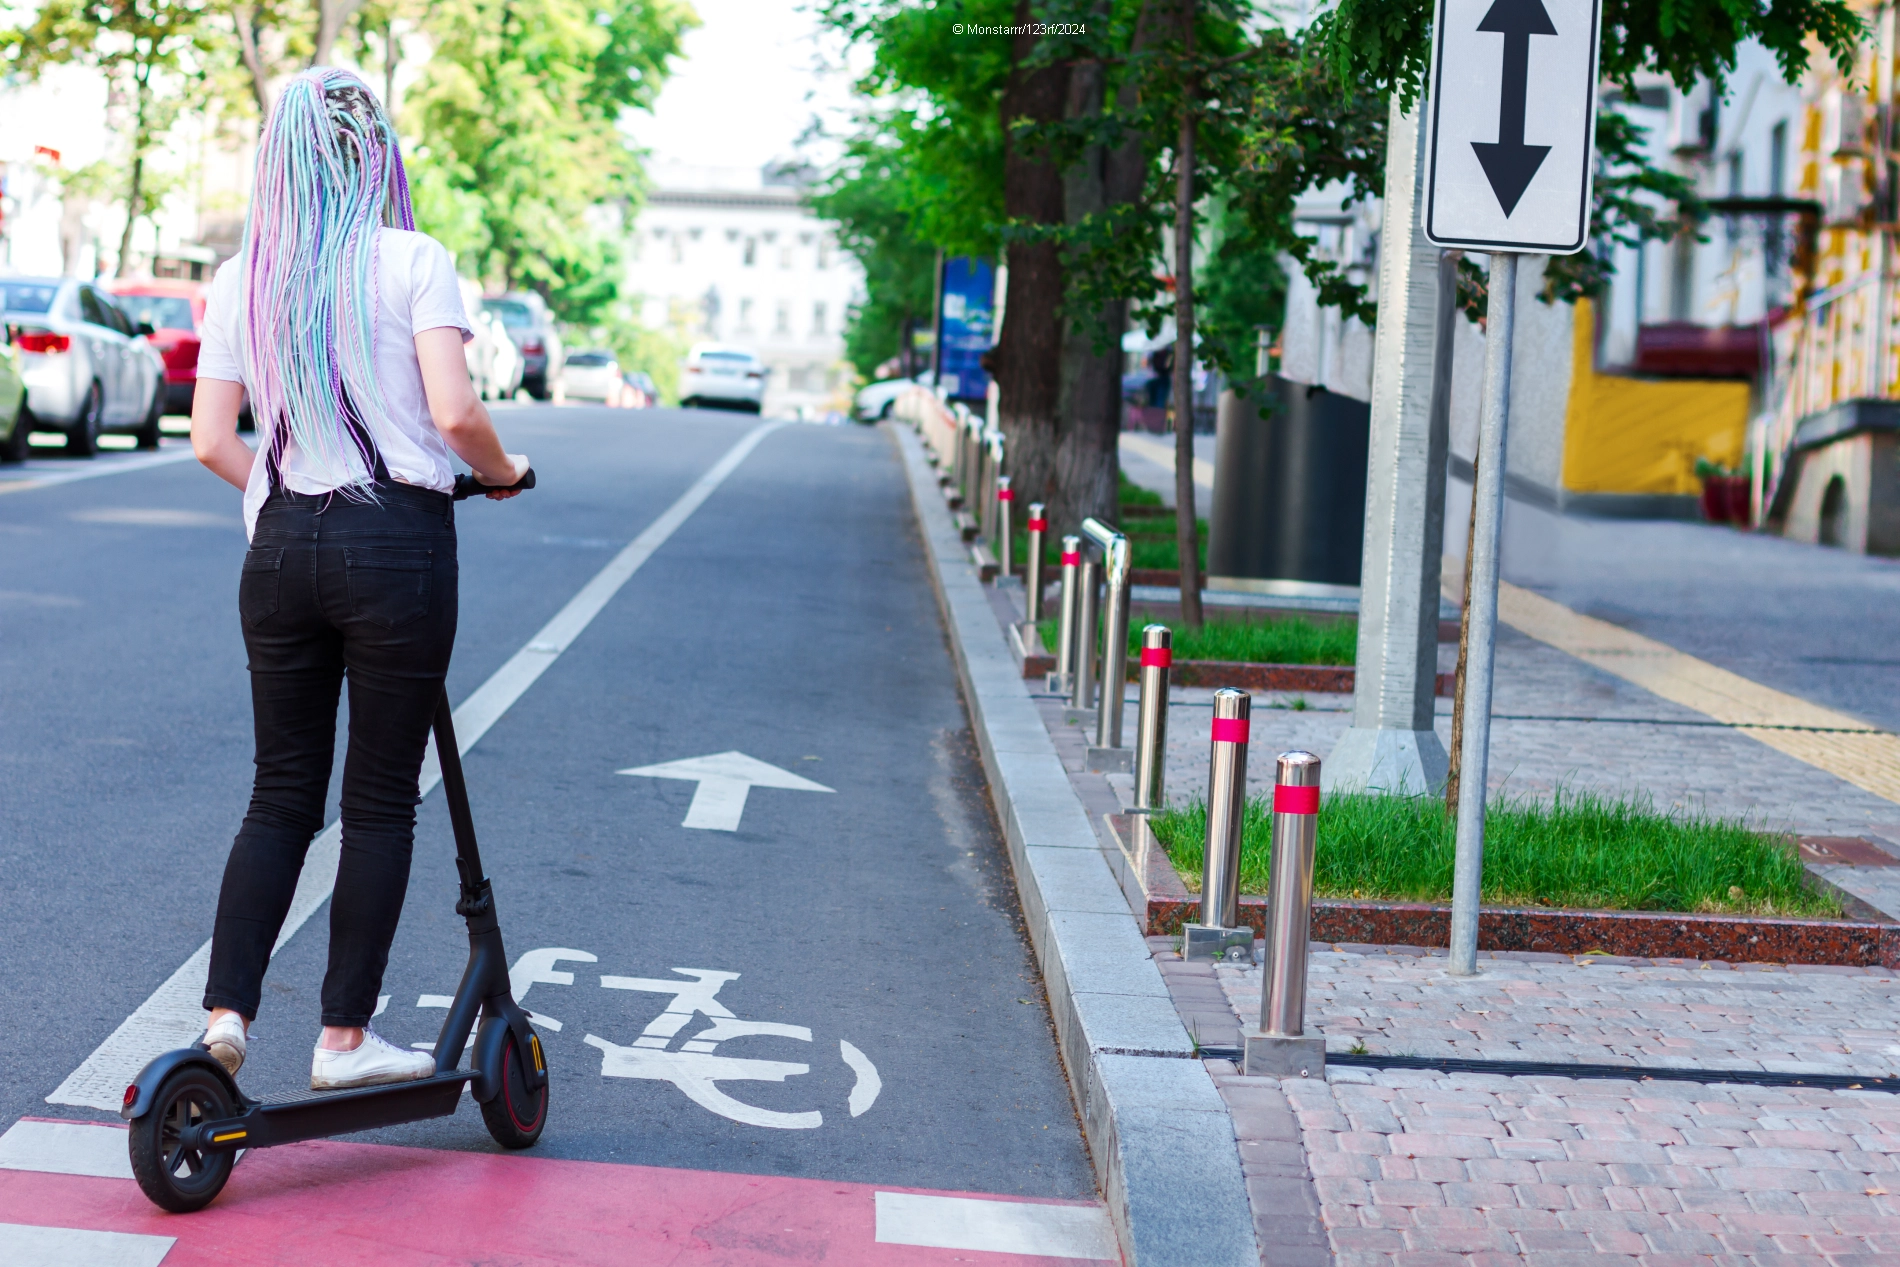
[236,5,272,121]
[114,72,150,279]
[383,19,399,113]
[313,0,366,67]
[990,0,1070,527]
[1171,0,1204,628]
[1052,56,1122,534]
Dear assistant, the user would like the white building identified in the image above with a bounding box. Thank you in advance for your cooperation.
[630,163,863,417]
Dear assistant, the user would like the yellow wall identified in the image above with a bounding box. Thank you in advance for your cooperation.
[1560,300,1752,495]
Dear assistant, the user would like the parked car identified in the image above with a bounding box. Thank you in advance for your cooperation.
[618,370,657,408]
[2,277,165,454]
[464,306,523,401]
[0,326,26,462]
[562,349,621,402]
[680,343,765,413]
[482,292,563,399]
[853,376,917,421]
[108,279,204,417]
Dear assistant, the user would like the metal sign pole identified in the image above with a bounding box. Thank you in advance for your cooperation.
[1448,249,1519,976]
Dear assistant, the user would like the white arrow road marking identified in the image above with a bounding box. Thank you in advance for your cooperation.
[616,752,833,831]
[47,422,784,1111]
[841,1041,881,1117]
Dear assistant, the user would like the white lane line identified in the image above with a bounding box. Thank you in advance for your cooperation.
[0,444,201,494]
[47,420,788,1110]
[0,1119,133,1180]
[873,1191,1119,1260]
[0,1223,175,1266]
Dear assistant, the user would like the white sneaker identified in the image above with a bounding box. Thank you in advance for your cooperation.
[310,1029,435,1090]
[205,1013,248,1077]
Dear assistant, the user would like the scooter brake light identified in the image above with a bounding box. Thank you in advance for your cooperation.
[122,1084,138,1110]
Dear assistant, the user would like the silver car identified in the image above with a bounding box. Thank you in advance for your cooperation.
[1,277,166,455]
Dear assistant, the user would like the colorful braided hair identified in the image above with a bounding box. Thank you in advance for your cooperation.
[238,68,415,494]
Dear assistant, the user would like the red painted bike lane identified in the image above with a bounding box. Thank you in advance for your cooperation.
[0,1119,1118,1265]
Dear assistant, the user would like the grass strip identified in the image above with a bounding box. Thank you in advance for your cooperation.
[1150,789,1839,917]
[1036,614,1356,666]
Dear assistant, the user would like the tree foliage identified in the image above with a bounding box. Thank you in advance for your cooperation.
[404,0,694,326]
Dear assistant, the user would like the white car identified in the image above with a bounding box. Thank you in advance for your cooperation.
[463,308,523,401]
[854,377,918,421]
[562,350,622,402]
[2,276,165,455]
[680,343,764,413]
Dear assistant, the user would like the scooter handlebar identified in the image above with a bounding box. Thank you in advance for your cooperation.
[452,467,536,501]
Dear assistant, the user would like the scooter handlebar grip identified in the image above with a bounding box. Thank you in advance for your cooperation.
[453,468,536,501]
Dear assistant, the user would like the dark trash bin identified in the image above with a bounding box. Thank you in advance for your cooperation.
[1207,375,1368,588]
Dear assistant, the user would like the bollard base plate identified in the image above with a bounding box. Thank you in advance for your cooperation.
[1084,745,1133,774]
[1243,1033,1327,1079]
[1182,924,1255,964]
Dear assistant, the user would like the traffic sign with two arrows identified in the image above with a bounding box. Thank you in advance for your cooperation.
[1423,0,1603,253]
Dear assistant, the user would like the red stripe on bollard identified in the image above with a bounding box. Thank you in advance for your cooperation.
[1060,550,1080,566]
[1274,784,1319,815]
[1027,517,1047,531]
[1210,717,1249,744]
[997,488,1014,501]
[1139,647,1172,668]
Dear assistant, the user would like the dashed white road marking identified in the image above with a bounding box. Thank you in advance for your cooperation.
[48,422,788,1110]
[0,1222,175,1266]
[873,1191,1119,1260]
[0,1119,132,1180]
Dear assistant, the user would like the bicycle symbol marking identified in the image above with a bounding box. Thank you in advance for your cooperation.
[420,952,881,1131]
[587,967,881,1130]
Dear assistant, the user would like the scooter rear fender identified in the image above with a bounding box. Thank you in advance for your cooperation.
[120,1047,244,1121]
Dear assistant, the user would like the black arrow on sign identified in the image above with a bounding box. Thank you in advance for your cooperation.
[1469,0,1557,216]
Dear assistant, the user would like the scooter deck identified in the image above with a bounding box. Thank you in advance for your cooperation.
[199,1073,474,1153]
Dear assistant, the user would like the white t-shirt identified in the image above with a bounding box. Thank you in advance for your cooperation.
[197,227,474,540]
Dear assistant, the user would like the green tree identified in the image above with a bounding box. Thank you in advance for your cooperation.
[2,0,214,277]
[806,138,942,378]
[404,0,695,326]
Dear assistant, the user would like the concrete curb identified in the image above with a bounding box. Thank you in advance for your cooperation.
[890,423,1258,1267]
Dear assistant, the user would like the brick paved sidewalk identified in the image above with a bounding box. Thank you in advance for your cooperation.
[1149,939,1900,1265]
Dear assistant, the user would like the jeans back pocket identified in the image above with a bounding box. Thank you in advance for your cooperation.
[239,547,284,628]
[343,547,434,630]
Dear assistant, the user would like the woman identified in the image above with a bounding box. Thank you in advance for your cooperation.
[190,68,528,1091]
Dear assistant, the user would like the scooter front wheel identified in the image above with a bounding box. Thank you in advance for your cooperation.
[480,1032,548,1149]
[129,1066,236,1212]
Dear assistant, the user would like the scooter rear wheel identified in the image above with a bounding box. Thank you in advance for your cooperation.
[129,1066,236,1212]
[481,1032,548,1149]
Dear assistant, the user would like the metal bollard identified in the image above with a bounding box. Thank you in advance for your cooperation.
[1244,751,1326,1078]
[1050,536,1081,693]
[1131,625,1172,878]
[1025,503,1047,623]
[1133,626,1172,813]
[1183,689,1254,962]
[1094,532,1131,750]
[1070,557,1099,711]
[995,476,1013,582]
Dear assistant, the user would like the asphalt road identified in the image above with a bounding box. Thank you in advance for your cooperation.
[0,407,1092,1201]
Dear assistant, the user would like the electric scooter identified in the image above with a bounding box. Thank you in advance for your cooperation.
[123,469,544,1214]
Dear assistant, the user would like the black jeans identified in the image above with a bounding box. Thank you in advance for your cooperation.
[204,482,457,1028]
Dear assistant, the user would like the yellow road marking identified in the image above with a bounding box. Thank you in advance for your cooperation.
[1497,581,1900,806]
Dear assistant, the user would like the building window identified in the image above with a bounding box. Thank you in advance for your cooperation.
[743,238,757,267]
[775,301,791,335]
[1767,119,1789,278]
[817,241,832,270]
[812,302,827,335]
[671,234,684,265]
[738,297,754,331]
[1724,151,1743,242]
[779,245,794,269]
